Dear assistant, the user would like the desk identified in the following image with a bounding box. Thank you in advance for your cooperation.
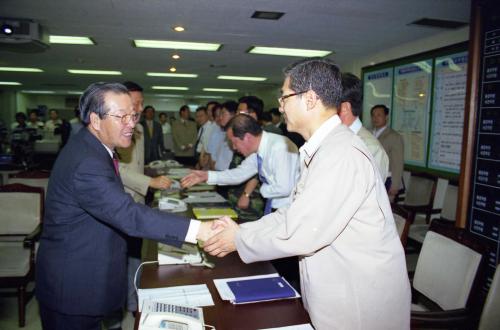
[135,253,310,330]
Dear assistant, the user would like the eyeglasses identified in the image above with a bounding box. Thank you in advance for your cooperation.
[278,90,307,105]
[104,112,140,124]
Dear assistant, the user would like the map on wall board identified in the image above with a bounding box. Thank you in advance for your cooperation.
[428,52,468,173]
[362,68,393,128]
[392,60,433,167]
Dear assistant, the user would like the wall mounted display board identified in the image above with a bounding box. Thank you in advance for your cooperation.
[468,0,500,280]
[392,60,433,167]
[362,68,393,128]
[428,52,469,173]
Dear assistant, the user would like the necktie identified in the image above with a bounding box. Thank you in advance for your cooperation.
[195,126,204,152]
[112,152,120,176]
[257,154,272,215]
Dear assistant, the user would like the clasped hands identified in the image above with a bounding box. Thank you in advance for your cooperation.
[196,216,239,257]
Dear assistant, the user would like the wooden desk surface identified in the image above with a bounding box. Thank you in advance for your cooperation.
[135,253,310,330]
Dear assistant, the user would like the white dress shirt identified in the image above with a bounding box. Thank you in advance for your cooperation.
[196,121,215,153]
[373,125,387,138]
[206,126,233,170]
[208,131,299,209]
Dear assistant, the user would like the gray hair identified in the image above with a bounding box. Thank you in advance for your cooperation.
[79,82,129,126]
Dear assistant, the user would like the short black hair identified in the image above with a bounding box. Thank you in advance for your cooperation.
[221,100,238,115]
[370,104,389,116]
[341,72,363,117]
[226,114,263,139]
[261,111,272,122]
[144,105,155,113]
[283,58,341,109]
[269,108,281,117]
[179,105,190,114]
[15,112,27,121]
[159,112,167,118]
[79,82,129,126]
[196,106,207,114]
[28,109,39,116]
[238,96,264,120]
[122,81,143,92]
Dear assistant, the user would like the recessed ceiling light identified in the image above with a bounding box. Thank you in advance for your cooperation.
[67,69,122,75]
[172,54,180,59]
[147,72,198,78]
[133,40,221,51]
[202,88,238,93]
[173,26,185,32]
[152,86,189,90]
[49,35,95,45]
[169,67,177,72]
[21,90,55,94]
[0,67,43,72]
[248,46,332,57]
[217,75,267,82]
[0,81,21,85]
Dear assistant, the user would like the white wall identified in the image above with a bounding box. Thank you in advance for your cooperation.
[344,27,470,76]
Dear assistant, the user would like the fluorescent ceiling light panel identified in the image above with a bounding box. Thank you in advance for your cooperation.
[152,86,189,91]
[67,91,83,95]
[50,35,95,45]
[248,46,332,57]
[134,40,221,51]
[21,90,55,94]
[0,81,21,85]
[194,95,223,99]
[217,75,267,81]
[0,67,43,72]
[202,88,238,92]
[147,72,198,78]
[154,94,185,98]
[67,69,122,75]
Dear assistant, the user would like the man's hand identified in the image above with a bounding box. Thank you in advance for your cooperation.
[388,186,399,203]
[181,170,208,188]
[149,175,172,190]
[196,219,228,242]
[203,217,239,257]
[237,194,250,209]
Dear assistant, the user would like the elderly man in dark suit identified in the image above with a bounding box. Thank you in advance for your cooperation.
[35,82,217,330]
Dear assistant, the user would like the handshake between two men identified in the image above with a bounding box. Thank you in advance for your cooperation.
[196,216,239,257]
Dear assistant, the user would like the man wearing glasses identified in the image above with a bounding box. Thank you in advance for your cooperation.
[203,59,411,329]
[36,82,218,330]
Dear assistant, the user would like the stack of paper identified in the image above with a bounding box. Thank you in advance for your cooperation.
[137,284,214,312]
[213,273,300,304]
[183,191,226,204]
[192,207,238,220]
[157,243,202,265]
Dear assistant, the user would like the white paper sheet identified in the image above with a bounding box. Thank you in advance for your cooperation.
[137,284,214,311]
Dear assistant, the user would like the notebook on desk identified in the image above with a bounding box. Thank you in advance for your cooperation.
[227,276,297,304]
[192,207,238,220]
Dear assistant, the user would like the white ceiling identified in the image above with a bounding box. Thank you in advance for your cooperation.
[0,0,471,99]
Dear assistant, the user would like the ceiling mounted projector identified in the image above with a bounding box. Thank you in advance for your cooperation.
[0,18,49,53]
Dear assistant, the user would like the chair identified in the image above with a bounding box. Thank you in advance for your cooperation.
[392,204,411,248]
[410,224,485,329]
[478,264,500,330]
[7,169,50,194]
[0,183,44,327]
[408,181,458,244]
[399,172,438,224]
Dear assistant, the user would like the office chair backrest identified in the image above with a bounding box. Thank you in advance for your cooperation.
[479,264,500,330]
[0,184,43,235]
[404,173,436,206]
[440,183,458,222]
[413,231,482,310]
[8,170,50,194]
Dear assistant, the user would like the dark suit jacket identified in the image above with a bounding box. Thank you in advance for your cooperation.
[142,120,165,164]
[35,128,190,316]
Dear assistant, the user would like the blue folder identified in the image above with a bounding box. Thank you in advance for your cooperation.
[227,276,296,303]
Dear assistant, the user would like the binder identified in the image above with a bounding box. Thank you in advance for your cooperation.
[227,276,296,304]
[192,207,238,220]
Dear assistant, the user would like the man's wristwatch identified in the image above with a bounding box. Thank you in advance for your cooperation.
[243,191,250,198]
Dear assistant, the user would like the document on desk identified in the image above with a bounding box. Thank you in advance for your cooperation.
[213,273,300,304]
[183,191,226,204]
[259,324,314,330]
[137,284,214,312]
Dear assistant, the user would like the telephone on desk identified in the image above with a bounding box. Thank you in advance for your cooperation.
[158,197,187,213]
[139,301,204,330]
